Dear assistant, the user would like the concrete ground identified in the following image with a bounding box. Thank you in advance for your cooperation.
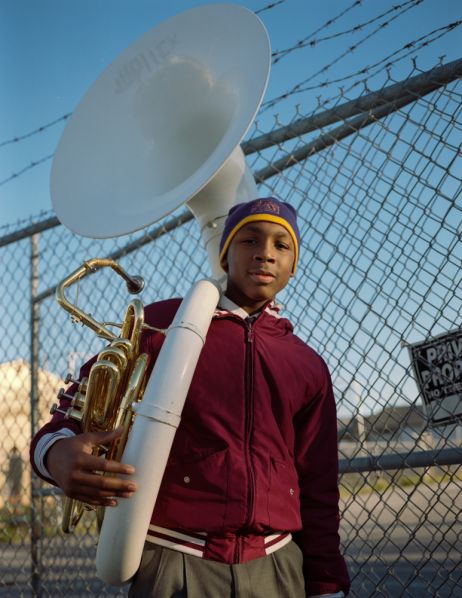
[1,481,461,597]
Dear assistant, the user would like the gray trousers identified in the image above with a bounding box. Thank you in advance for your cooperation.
[128,541,305,598]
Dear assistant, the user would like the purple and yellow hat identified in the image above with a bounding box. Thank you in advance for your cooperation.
[219,197,300,274]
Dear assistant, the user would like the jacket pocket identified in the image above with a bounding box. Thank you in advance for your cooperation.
[153,448,229,530]
[267,457,301,530]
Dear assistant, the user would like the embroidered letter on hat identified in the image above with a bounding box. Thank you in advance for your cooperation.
[250,199,280,215]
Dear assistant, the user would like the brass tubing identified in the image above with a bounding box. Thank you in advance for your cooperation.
[56,259,144,341]
[56,258,149,534]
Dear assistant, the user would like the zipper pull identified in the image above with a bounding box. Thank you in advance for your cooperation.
[246,319,254,343]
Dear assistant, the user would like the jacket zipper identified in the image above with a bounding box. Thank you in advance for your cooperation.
[234,317,256,563]
[244,319,255,525]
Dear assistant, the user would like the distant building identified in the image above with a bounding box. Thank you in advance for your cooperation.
[339,404,428,441]
[0,359,61,506]
[338,402,461,457]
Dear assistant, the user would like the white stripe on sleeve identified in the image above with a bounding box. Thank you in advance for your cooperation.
[34,429,76,480]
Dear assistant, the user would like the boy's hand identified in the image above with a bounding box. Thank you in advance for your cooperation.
[46,427,137,507]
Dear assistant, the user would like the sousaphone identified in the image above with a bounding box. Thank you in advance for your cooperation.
[50,3,270,585]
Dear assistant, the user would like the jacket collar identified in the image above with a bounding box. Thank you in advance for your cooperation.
[216,294,282,320]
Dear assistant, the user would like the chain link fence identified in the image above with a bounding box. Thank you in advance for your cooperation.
[1,57,461,597]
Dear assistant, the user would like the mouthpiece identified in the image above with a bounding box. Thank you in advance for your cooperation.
[126,275,145,294]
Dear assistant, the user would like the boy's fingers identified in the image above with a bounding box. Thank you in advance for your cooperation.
[70,483,135,502]
[83,427,124,448]
[75,452,135,475]
[67,491,118,507]
[99,426,124,440]
[64,469,137,504]
[47,431,136,502]
[76,430,135,474]
[75,469,137,493]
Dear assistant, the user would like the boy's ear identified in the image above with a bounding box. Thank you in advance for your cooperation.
[221,259,229,273]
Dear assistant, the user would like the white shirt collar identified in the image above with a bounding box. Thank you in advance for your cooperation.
[217,294,250,320]
[217,294,282,320]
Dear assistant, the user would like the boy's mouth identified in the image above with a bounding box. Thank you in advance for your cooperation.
[249,269,275,282]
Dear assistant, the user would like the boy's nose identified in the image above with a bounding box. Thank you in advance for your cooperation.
[254,244,275,262]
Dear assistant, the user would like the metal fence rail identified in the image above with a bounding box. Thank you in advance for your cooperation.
[1,57,461,597]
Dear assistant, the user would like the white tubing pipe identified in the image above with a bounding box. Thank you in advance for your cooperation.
[187,145,258,280]
[96,278,221,585]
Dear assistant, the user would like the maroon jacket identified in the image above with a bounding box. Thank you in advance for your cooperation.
[31,298,350,596]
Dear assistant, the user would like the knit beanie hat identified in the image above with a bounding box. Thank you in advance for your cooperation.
[219,197,300,274]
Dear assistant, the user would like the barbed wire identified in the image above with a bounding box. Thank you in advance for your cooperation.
[0,154,53,187]
[272,0,421,65]
[1,20,457,191]
[0,2,287,153]
[255,0,288,15]
[313,21,460,105]
[262,17,461,112]
[0,113,71,149]
[309,21,462,113]
[1,2,459,188]
[272,0,361,65]
[263,0,424,111]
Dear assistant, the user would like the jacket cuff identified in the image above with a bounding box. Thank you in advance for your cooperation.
[33,429,76,480]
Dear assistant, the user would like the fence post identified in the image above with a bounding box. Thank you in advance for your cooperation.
[30,232,42,597]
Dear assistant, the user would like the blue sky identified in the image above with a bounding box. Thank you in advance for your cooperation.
[1,0,460,230]
[1,1,461,424]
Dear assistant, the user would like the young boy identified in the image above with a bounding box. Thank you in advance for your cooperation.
[31,197,350,597]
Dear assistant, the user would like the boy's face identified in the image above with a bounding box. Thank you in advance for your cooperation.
[223,220,295,315]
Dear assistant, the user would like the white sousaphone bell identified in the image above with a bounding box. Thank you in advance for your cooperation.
[50,3,270,586]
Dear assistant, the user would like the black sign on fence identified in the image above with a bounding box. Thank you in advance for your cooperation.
[409,329,462,426]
